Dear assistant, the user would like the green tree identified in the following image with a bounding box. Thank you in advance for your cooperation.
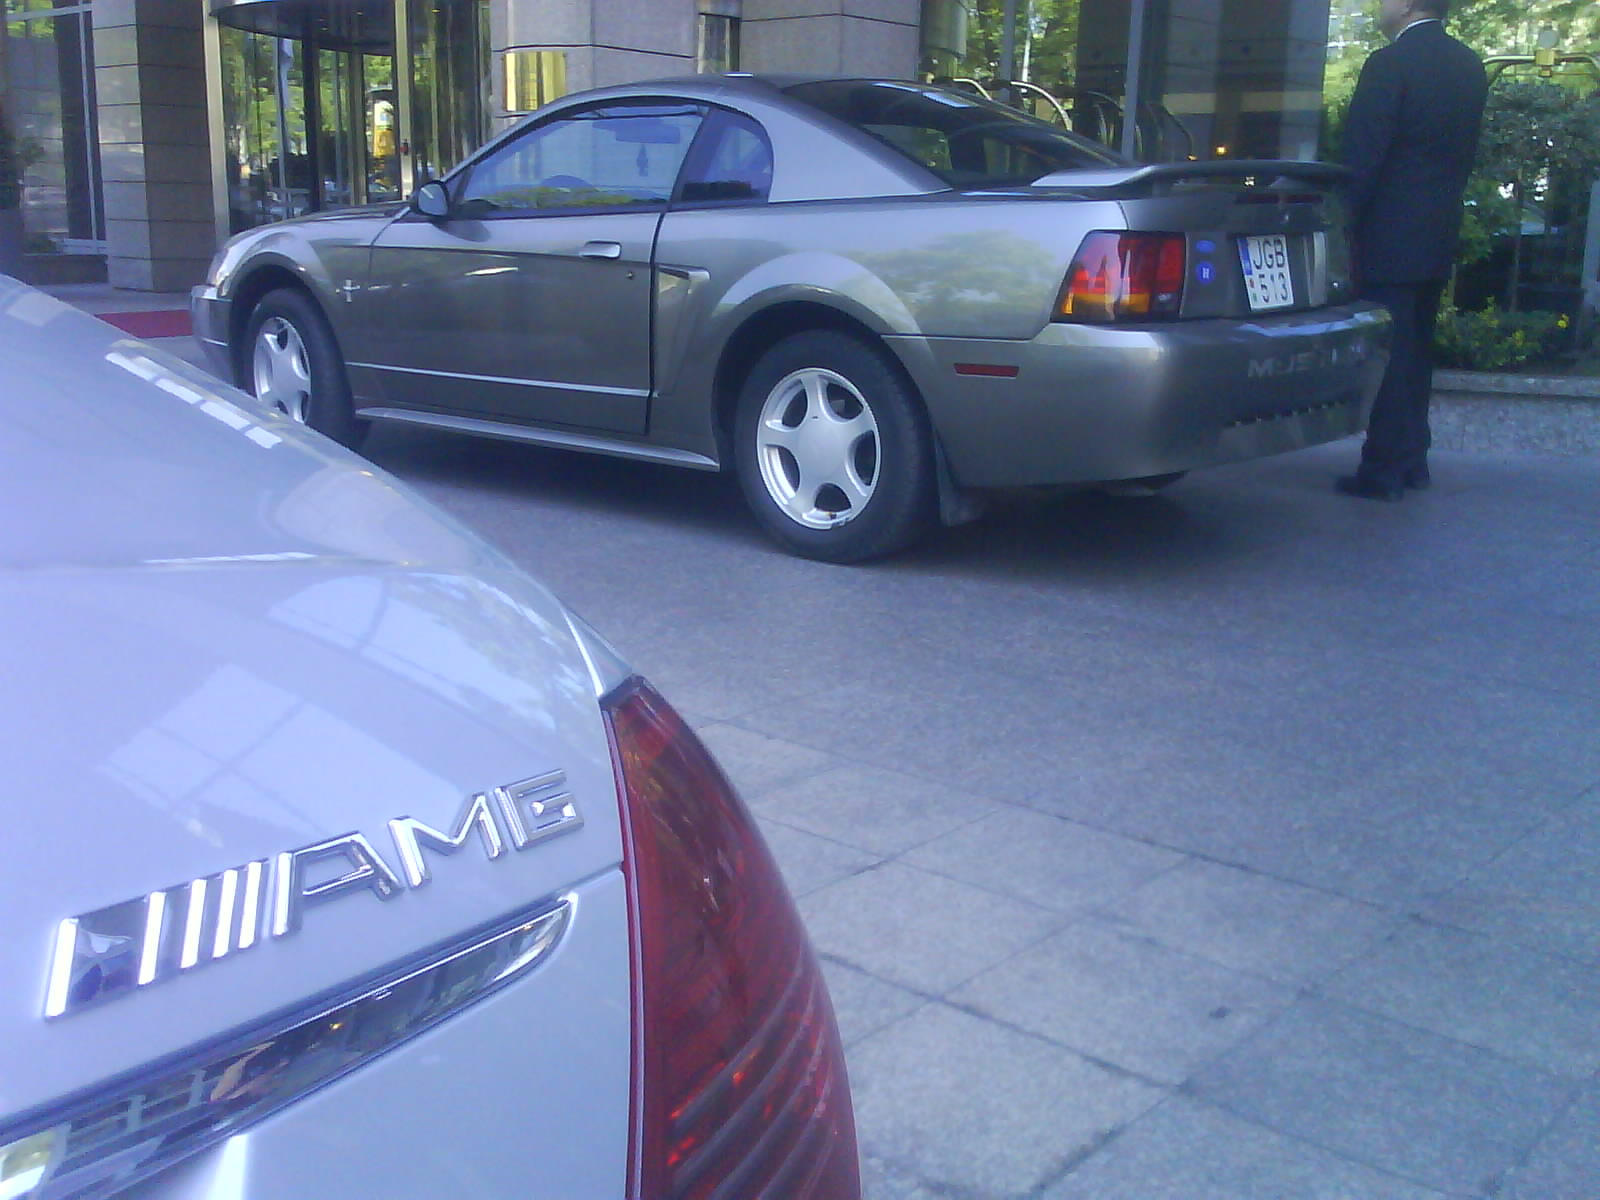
[1324,0,1600,298]
[1475,79,1600,303]
[935,1,1083,92]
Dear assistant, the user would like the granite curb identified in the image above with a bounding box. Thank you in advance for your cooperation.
[1431,369,1600,457]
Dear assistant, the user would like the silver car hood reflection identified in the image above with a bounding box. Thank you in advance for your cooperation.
[0,283,496,572]
[0,281,624,1119]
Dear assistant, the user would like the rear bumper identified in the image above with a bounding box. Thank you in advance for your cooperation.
[189,284,234,382]
[890,302,1391,487]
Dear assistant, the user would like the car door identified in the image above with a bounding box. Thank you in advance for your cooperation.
[359,101,705,435]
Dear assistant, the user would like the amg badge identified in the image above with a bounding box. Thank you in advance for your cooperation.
[44,772,581,1019]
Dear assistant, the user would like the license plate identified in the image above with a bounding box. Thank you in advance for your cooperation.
[1238,234,1294,311]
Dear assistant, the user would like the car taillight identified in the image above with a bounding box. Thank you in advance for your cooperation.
[604,678,859,1200]
[1057,231,1186,323]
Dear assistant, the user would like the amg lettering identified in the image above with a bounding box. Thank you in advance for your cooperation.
[44,772,580,1018]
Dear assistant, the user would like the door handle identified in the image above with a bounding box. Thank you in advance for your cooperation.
[580,241,622,260]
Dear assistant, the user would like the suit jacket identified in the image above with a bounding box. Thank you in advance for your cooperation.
[1341,20,1488,285]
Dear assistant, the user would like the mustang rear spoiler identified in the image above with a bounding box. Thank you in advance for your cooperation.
[1029,160,1351,196]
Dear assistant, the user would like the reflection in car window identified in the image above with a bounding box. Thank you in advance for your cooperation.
[784,80,1123,189]
[678,112,773,204]
[458,105,704,214]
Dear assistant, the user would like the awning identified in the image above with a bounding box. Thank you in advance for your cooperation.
[211,0,394,52]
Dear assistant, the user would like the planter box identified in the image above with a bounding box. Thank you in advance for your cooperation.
[1431,368,1600,456]
[20,251,107,285]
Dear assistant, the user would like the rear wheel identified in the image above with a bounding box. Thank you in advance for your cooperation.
[244,287,366,449]
[734,330,936,562]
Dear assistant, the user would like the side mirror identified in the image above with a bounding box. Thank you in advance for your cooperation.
[412,180,451,220]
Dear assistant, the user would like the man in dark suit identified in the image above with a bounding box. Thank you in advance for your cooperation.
[1336,0,1487,501]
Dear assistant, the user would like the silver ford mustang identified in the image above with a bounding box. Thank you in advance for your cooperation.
[192,74,1390,562]
[0,277,858,1199]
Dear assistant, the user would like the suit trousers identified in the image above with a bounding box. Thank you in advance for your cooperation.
[1359,280,1446,485]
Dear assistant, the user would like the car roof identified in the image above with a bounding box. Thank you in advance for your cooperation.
[467,74,950,202]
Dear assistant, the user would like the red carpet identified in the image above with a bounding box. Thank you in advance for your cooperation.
[97,309,192,339]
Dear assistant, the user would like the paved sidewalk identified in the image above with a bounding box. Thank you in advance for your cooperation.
[42,282,207,370]
[40,280,1600,1199]
[369,428,1600,1200]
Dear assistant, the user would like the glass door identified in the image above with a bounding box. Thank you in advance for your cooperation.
[316,45,360,211]
[2,0,104,253]
[405,0,489,185]
[364,55,399,202]
[220,24,400,230]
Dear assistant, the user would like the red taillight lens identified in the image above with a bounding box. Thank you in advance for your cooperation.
[1057,231,1187,323]
[605,678,859,1200]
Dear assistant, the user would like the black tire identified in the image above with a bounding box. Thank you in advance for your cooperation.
[1136,471,1187,491]
[242,287,367,449]
[734,330,937,563]
[1097,471,1188,496]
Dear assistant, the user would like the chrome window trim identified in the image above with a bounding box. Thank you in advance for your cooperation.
[2,896,574,1200]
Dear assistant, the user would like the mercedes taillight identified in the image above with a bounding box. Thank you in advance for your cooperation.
[1057,231,1187,323]
[604,678,859,1200]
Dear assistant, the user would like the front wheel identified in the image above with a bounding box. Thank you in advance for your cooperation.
[243,287,367,449]
[734,331,937,563]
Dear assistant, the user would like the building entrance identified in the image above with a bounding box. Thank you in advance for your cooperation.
[213,0,486,234]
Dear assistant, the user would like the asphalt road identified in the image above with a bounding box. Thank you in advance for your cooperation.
[358,420,1600,1200]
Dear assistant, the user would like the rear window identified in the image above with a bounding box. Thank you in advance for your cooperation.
[784,79,1123,189]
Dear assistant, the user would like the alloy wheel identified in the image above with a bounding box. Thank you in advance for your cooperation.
[754,367,880,529]
[252,316,312,423]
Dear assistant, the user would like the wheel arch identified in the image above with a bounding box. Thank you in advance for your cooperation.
[713,300,923,462]
[711,300,978,526]
[228,264,327,387]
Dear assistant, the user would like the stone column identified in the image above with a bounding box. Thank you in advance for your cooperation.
[740,0,919,77]
[94,0,214,291]
[496,0,695,113]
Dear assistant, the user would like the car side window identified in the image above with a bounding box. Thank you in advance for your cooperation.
[457,104,704,215]
[677,112,773,205]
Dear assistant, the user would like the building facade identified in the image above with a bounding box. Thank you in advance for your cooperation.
[2,0,1340,291]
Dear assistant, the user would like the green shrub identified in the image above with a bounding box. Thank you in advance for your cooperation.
[1432,302,1571,372]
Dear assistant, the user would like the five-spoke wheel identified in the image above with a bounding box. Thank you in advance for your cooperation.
[753,366,881,530]
[735,331,936,562]
[252,314,312,424]
[241,288,366,449]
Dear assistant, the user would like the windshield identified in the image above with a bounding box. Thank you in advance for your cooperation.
[784,79,1125,189]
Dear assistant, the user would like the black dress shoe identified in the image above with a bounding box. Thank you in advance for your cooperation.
[1404,467,1431,490]
[1335,474,1404,502]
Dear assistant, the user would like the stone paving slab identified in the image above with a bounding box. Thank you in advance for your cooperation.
[1424,791,1600,969]
[902,805,1182,915]
[1499,1081,1600,1200]
[1319,919,1600,1077]
[748,762,1000,857]
[1099,858,1399,987]
[1187,1000,1575,1196]
[798,861,1065,994]
[848,1004,1163,1196]
[1039,1097,1449,1200]
[952,918,1296,1086]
